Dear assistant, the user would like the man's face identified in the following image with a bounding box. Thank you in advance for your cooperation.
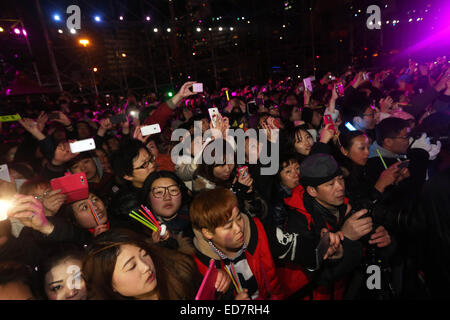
[384,127,410,155]
[308,175,346,209]
[126,148,157,187]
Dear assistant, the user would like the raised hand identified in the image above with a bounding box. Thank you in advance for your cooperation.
[7,194,54,235]
[41,189,67,216]
[52,141,80,166]
[18,118,46,141]
[36,111,49,132]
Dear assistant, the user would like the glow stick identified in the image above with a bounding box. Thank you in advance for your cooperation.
[129,213,158,232]
[224,266,240,294]
[88,200,101,225]
[225,90,230,101]
[376,149,388,170]
[141,205,160,229]
[139,209,159,228]
[130,212,157,230]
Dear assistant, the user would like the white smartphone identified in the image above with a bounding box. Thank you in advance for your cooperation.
[0,164,11,182]
[208,108,220,128]
[303,78,313,92]
[140,124,161,136]
[193,83,203,93]
[69,138,96,153]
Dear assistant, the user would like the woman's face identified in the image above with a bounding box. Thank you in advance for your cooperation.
[70,158,98,182]
[345,135,370,166]
[280,161,300,189]
[112,244,157,299]
[290,107,302,121]
[208,207,245,254]
[71,193,107,228]
[95,149,111,172]
[294,130,314,156]
[44,257,87,300]
[146,140,159,158]
[149,177,182,219]
[311,110,322,127]
[129,148,157,185]
[213,164,235,181]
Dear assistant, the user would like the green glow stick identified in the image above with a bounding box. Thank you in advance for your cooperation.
[376,149,388,170]
[129,213,158,232]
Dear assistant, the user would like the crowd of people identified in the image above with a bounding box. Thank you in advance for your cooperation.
[0,56,449,300]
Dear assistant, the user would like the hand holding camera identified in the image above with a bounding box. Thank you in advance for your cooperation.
[7,194,54,235]
[341,206,373,241]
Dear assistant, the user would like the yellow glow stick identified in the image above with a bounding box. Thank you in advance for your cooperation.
[225,90,230,101]
[129,213,158,232]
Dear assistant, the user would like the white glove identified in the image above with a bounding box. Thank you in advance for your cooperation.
[410,133,441,160]
[429,140,441,161]
[410,133,431,153]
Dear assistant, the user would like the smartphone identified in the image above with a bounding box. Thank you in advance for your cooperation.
[308,232,331,271]
[0,164,11,182]
[50,172,89,204]
[238,166,248,178]
[129,110,139,119]
[397,160,410,169]
[0,114,22,122]
[208,108,220,128]
[303,78,313,92]
[48,113,60,121]
[110,114,127,124]
[323,115,337,135]
[345,122,357,131]
[193,83,204,93]
[69,138,96,153]
[247,101,257,116]
[140,124,161,136]
[336,82,345,97]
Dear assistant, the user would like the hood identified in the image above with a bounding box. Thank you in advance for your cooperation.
[192,213,251,260]
[369,141,401,159]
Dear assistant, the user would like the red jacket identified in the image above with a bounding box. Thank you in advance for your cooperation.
[192,214,284,300]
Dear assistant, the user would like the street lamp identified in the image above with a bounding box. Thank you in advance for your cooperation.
[79,39,90,47]
[78,38,98,96]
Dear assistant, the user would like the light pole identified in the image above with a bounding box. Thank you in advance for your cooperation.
[79,39,99,96]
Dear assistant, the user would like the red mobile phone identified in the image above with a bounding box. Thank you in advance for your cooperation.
[323,115,337,135]
[50,172,89,204]
[336,82,345,97]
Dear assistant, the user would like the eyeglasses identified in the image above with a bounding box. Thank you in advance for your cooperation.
[133,155,156,170]
[389,135,409,140]
[151,185,181,198]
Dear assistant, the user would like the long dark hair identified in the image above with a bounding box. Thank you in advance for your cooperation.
[38,243,86,299]
[194,138,237,188]
[285,125,313,163]
[82,228,202,300]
